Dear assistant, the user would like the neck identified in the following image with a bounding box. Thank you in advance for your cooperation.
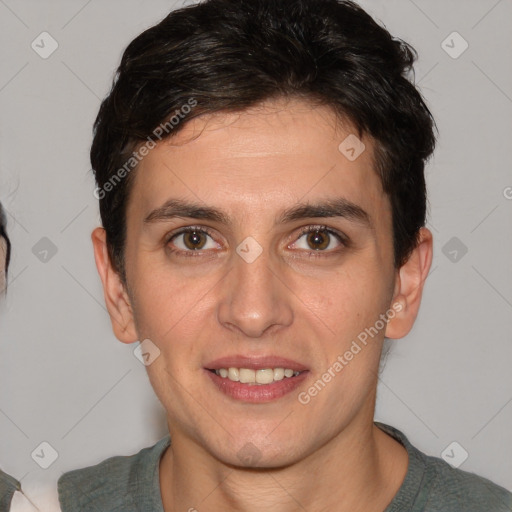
[159,406,408,512]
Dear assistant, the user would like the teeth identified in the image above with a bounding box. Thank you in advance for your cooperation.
[228,367,239,382]
[256,369,274,384]
[239,368,255,383]
[214,367,301,384]
[273,368,285,381]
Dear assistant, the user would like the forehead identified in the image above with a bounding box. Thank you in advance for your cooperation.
[129,98,389,225]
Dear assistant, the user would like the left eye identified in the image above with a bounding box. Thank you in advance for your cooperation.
[169,229,218,251]
[291,228,343,251]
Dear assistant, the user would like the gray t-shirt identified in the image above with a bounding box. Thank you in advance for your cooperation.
[57,422,512,511]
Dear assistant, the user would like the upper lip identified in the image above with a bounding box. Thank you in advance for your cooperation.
[205,355,309,372]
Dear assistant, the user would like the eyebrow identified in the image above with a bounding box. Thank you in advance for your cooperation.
[144,197,372,228]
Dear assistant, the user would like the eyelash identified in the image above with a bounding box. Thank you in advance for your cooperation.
[294,225,348,257]
[165,226,217,258]
[165,225,348,258]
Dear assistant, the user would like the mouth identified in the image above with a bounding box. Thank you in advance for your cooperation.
[204,356,309,403]
[207,367,303,384]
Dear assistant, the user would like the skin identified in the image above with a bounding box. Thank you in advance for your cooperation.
[92,97,432,512]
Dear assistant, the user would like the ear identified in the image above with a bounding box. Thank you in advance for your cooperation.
[385,227,433,339]
[91,227,138,344]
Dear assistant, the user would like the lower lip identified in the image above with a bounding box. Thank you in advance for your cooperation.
[205,369,309,403]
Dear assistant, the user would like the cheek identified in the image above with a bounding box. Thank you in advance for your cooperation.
[129,258,193,336]
[316,266,391,389]
[144,355,202,435]
[129,267,212,375]
[299,271,386,417]
[305,263,392,340]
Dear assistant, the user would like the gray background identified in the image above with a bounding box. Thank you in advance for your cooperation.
[0,0,511,495]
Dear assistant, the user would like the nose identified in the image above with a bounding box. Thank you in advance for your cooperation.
[217,246,294,338]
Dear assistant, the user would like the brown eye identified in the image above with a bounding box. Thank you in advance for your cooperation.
[306,230,330,250]
[168,228,218,253]
[182,230,207,250]
[289,226,345,254]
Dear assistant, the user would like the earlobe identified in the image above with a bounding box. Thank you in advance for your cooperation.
[91,227,138,344]
[385,227,433,339]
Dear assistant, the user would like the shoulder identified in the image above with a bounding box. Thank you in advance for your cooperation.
[58,435,170,512]
[420,452,512,511]
[376,422,512,512]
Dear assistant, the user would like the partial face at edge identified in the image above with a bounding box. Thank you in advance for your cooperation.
[0,236,7,292]
[99,98,414,467]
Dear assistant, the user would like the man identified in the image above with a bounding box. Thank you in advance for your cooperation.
[58,0,512,510]
[0,203,21,511]
[0,203,10,294]
[1,205,61,512]
[0,202,18,511]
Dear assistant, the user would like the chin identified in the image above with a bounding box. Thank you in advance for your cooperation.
[209,433,307,470]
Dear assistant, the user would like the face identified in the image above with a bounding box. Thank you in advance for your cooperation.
[94,98,430,468]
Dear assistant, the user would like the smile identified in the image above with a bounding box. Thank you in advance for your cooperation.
[212,367,302,385]
[204,355,309,402]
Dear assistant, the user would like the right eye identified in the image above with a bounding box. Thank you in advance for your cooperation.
[166,227,220,256]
